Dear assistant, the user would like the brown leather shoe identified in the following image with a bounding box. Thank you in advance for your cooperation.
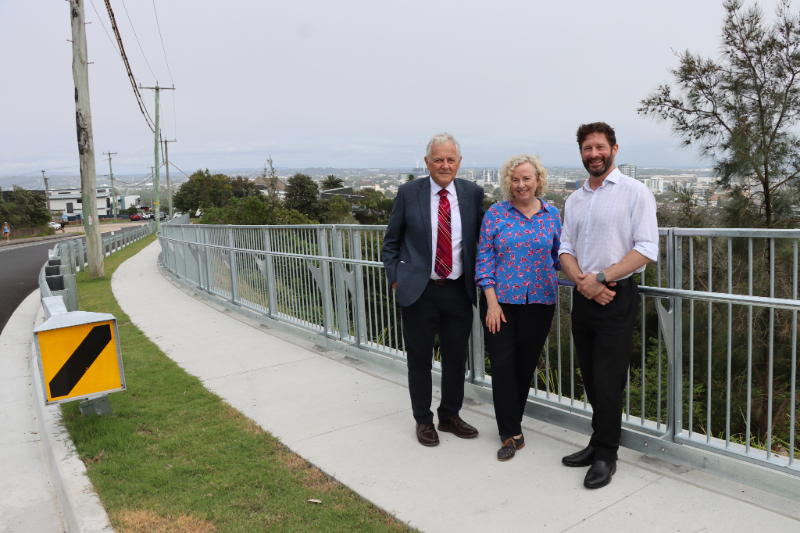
[416,423,440,446]
[437,414,479,438]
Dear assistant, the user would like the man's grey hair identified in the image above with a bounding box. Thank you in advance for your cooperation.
[425,132,461,159]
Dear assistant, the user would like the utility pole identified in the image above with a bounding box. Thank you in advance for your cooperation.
[163,139,176,217]
[104,152,118,221]
[69,0,103,278]
[41,170,52,216]
[147,166,155,216]
[140,83,174,232]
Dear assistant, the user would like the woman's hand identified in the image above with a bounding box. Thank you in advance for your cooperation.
[483,288,506,334]
[485,301,506,334]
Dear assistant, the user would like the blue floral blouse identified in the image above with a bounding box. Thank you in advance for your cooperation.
[475,200,562,304]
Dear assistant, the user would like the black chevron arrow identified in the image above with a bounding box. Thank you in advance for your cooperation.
[49,324,112,398]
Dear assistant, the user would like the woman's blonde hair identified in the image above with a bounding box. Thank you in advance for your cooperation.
[499,154,547,201]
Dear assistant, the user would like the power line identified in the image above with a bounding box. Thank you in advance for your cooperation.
[169,161,190,178]
[151,0,174,85]
[119,0,157,81]
[88,0,122,58]
[103,0,155,133]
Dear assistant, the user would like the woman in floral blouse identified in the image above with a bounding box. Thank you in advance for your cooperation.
[475,154,562,461]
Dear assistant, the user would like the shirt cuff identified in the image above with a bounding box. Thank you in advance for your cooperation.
[634,242,659,262]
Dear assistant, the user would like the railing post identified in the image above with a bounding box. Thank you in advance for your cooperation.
[317,227,335,337]
[672,229,683,438]
[228,227,239,304]
[331,228,351,341]
[350,228,368,347]
[468,300,484,383]
[263,228,279,318]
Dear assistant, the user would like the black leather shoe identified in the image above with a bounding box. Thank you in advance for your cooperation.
[497,435,525,461]
[437,414,479,438]
[584,460,616,489]
[562,445,595,467]
[416,423,440,446]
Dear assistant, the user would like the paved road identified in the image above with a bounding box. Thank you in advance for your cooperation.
[0,225,143,334]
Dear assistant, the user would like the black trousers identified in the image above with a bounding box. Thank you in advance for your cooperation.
[571,281,639,462]
[400,280,474,424]
[480,294,555,437]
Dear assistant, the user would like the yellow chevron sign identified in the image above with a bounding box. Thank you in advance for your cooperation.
[35,317,125,404]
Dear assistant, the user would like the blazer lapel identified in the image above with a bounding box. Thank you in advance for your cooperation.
[418,177,432,259]
[455,179,472,243]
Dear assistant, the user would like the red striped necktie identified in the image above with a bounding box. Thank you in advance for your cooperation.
[435,189,452,279]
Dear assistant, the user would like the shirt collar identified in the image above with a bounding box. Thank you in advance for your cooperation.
[430,177,456,196]
[502,198,550,215]
[582,167,622,192]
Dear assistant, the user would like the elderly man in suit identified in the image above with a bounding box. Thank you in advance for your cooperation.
[382,132,486,446]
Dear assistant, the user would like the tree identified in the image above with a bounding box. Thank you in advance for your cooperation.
[352,188,393,224]
[407,174,416,182]
[639,0,800,228]
[324,195,354,224]
[321,174,344,191]
[173,169,233,214]
[0,186,50,227]
[230,176,260,199]
[284,173,325,221]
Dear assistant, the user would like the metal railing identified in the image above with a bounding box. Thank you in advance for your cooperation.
[157,223,800,491]
[40,222,156,305]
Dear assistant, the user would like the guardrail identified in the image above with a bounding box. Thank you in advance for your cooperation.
[39,221,157,306]
[157,223,800,497]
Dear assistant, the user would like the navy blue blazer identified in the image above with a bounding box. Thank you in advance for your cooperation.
[382,177,486,307]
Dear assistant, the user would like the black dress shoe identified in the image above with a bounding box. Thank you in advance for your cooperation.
[437,414,479,438]
[562,445,595,467]
[497,435,525,461]
[584,460,616,489]
[416,423,440,446]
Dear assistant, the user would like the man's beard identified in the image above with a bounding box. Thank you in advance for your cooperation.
[583,155,613,177]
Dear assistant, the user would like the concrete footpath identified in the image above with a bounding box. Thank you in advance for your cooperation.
[108,241,800,532]
[1,290,111,533]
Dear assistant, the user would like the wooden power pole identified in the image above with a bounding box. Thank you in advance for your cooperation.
[163,139,176,217]
[41,170,52,215]
[104,152,118,221]
[69,0,104,278]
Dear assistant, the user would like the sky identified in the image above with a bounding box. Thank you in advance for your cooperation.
[0,0,789,178]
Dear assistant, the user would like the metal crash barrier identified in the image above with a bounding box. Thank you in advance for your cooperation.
[35,221,156,415]
[157,223,800,498]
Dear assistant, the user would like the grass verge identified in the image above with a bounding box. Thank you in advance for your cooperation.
[61,235,408,532]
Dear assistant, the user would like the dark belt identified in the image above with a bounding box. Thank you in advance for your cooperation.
[430,275,463,285]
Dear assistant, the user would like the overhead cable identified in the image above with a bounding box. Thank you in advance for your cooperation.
[88,0,122,58]
[119,0,157,81]
[151,0,174,85]
[103,0,156,133]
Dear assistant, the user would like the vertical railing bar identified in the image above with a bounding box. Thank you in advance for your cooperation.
[566,290,571,404]
[657,246,662,430]
[641,270,646,426]
[707,236,713,443]
[726,237,733,449]
[689,236,695,438]
[746,237,753,453]
[767,237,775,460]
[552,288,559,399]
[301,229,313,324]
[790,238,797,466]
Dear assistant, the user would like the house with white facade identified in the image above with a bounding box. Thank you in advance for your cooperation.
[47,188,118,216]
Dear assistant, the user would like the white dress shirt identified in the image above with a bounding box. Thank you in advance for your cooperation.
[558,169,658,280]
[429,177,463,279]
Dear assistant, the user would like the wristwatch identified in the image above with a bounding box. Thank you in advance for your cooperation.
[596,271,608,285]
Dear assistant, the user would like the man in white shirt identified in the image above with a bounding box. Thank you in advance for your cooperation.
[558,122,659,489]
[382,132,486,447]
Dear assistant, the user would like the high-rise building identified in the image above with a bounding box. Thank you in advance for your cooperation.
[618,163,637,180]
